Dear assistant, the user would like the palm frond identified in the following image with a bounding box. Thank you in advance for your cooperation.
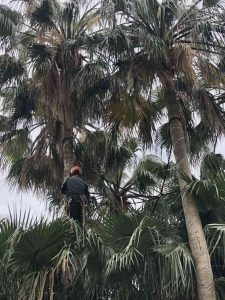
[10,218,70,273]
[198,58,225,86]
[200,152,225,180]
[154,243,195,299]
[30,0,60,31]
[0,5,20,40]
[196,89,225,135]
[0,54,24,86]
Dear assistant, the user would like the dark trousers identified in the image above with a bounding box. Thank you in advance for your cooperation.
[69,200,82,224]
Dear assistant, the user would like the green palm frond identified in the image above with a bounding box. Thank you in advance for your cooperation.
[1,84,37,126]
[11,218,71,273]
[4,123,63,192]
[85,230,114,290]
[201,93,225,135]
[73,60,108,114]
[206,223,225,255]
[188,122,213,162]
[136,154,171,180]
[0,54,24,86]
[106,215,157,273]
[181,164,225,215]
[1,128,31,163]
[11,80,39,123]
[215,277,225,300]
[156,122,172,150]
[0,5,20,39]
[30,0,60,30]
[203,0,221,7]
[96,211,194,299]
[7,154,62,192]
[0,209,33,259]
[98,25,136,56]
[28,43,55,78]
[2,216,81,300]
[200,153,225,180]
[154,243,195,299]
[134,154,172,193]
[99,213,144,250]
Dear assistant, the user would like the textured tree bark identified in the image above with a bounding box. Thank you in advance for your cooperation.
[62,126,74,218]
[62,126,75,298]
[165,89,216,300]
[63,127,74,178]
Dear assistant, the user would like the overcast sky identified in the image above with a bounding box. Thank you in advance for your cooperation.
[0,0,225,218]
[0,171,48,219]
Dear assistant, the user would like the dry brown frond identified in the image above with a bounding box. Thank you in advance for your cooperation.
[171,44,196,86]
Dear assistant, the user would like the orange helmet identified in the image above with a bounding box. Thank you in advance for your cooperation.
[70,165,82,176]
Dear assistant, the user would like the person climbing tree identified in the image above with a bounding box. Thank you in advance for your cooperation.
[61,166,91,224]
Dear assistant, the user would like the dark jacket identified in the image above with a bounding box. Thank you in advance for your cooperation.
[61,175,90,203]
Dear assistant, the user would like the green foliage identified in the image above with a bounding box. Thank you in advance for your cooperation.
[0,55,24,86]
[1,0,225,298]
[0,5,20,39]
[0,212,197,300]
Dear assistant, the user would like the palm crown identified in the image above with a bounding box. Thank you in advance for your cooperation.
[1,0,225,299]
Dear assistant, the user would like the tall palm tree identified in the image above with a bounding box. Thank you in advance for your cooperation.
[0,0,107,182]
[100,0,225,298]
[1,1,225,298]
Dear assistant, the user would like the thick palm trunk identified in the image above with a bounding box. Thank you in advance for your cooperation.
[62,126,75,299]
[63,127,74,177]
[62,127,74,219]
[165,89,216,300]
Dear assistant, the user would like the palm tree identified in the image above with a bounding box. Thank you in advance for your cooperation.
[99,0,225,298]
[2,1,225,297]
[1,152,225,299]
[0,0,108,183]
[0,210,196,299]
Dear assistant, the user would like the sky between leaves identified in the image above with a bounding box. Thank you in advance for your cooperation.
[0,0,225,218]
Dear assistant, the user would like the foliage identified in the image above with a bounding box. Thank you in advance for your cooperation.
[1,0,225,298]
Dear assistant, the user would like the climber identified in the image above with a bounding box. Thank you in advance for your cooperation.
[61,165,91,224]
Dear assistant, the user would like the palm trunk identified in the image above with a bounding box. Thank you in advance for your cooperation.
[63,127,74,177]
[165,89,216,300]
[62,126,74,218]
[62,126,75,297]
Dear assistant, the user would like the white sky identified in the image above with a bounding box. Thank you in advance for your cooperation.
[0,170,49,218]
[0,0,225,218]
